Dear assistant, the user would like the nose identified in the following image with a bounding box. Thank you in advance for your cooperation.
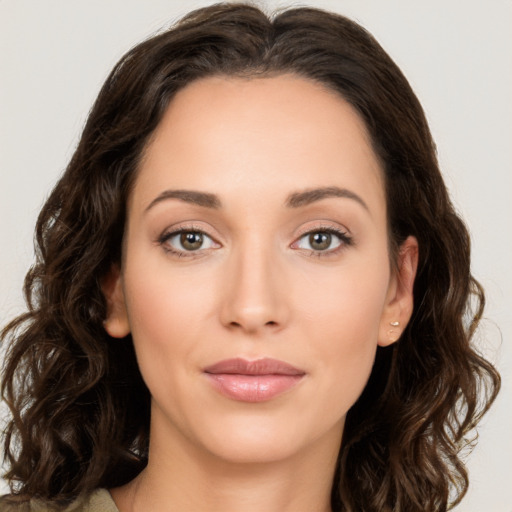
[219,238,289,335]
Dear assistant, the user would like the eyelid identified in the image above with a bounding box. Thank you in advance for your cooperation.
[156,223,221,257]
[158,222,219,240]
[156,221,353,259]
[291,222,353,256]
[294,221,351,239]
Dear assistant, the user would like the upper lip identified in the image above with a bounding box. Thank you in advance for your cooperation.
[203,358,305,376]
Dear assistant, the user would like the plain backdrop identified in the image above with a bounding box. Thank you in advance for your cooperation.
[1,1,511,510]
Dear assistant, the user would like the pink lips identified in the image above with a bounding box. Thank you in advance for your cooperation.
[203,358,305,402]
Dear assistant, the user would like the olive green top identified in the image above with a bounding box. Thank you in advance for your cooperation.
[0,489,119,512]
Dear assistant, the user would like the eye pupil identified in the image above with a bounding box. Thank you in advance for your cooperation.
[309,232,331,250]
[180,232,203,250]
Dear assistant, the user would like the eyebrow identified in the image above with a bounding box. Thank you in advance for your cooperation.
[145,189,221,212]
[285,186,369,211]
[145,186,368,212]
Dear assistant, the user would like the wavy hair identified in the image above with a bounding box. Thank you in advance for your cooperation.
[1,3,500,511]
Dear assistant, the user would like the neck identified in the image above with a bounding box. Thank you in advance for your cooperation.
[111,414,341,512]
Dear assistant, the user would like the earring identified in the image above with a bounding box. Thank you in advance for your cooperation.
[387,321,401,343]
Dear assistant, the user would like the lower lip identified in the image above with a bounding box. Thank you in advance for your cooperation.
[205,374,304,402]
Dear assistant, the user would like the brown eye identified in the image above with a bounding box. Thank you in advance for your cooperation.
[293,228,350,255]
[180,232,204,250]
[160,229,217,255]
[308,232,332,251]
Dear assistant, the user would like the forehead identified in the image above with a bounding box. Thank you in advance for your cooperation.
[134,74,385,216]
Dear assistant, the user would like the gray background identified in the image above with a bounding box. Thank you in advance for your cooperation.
[1,1,511,510]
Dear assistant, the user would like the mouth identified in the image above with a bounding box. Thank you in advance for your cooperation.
[203,358,306,403]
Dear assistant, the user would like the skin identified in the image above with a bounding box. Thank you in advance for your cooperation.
[104,74,418,512]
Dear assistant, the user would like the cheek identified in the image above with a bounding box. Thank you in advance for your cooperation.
[122,264,215,383]
[295,259,390,408]
[297,257,389,342]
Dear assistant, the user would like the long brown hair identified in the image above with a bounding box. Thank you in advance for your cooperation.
[1,4,500,511]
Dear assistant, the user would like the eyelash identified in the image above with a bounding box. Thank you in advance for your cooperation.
[294,226,353,258]
[157,224,353,259]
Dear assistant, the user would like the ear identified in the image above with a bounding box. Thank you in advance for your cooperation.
[378,236,419,346]
[101,264,130,338]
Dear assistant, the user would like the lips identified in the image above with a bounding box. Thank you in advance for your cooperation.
[203,358,305,402]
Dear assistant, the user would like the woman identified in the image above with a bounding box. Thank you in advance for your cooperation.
[0,3,500,511]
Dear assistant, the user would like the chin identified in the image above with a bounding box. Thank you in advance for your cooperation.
[193,412,336,465]
[205,434,304,465]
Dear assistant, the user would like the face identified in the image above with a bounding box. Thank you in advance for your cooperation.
[104,74,417,465]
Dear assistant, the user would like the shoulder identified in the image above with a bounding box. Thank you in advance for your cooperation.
[0,489,119,512]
